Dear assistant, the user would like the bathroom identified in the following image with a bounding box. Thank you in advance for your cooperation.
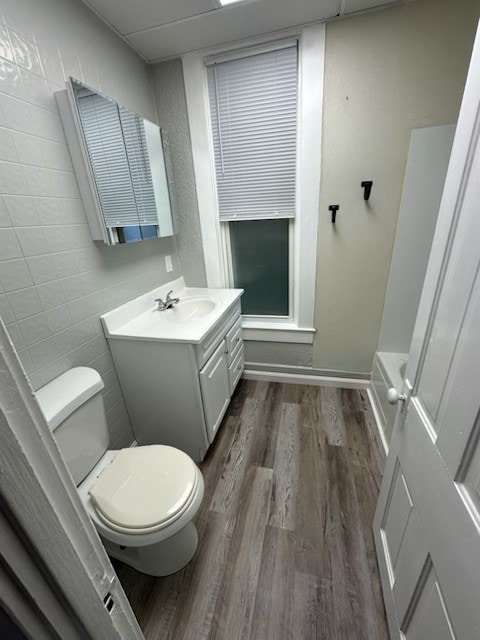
[1,0,480,638]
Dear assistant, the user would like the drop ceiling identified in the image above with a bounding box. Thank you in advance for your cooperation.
[81,0,406,63]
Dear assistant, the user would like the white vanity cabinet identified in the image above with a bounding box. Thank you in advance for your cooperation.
[104,293,244,462]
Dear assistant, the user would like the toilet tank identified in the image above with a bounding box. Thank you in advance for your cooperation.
[36,367,110,486]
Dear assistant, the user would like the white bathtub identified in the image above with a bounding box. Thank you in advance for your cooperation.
[371,351,408,446]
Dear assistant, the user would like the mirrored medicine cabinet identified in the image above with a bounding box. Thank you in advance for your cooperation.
[55,79,175,245]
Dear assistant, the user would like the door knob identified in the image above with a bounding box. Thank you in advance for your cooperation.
[387,388,407,405]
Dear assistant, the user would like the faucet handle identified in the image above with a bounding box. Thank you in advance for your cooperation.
[155,291,179,311]
[154,297,166,311]
[166,290,180,304]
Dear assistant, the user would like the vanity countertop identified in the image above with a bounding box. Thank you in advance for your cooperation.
[101,277,243,344]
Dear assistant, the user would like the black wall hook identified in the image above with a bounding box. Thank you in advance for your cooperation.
[361,180,373,201]
[329,204,339,223]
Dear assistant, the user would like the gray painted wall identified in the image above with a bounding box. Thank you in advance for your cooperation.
[244,340,313,368]
[0,0,181,447]
[151,59,207,287]
[313,0,479,374]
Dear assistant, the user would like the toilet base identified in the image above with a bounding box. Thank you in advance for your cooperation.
[102,521,199,577]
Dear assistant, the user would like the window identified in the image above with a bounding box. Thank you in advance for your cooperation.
[230,219,290,315]
[206,44,298,317]
[183,24,324,342]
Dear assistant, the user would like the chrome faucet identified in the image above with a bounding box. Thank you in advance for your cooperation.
[155,290,180,311]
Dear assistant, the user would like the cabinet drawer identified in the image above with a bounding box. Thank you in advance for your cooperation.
[226,316,242,364]
[194,302,241,370]
[199,340,231,443]
[228,343,244,394]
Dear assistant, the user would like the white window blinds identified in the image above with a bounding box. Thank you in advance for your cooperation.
[118,106,158,226]
[207,44,298,222]
[76,91,138,227]
[76,91,159,228]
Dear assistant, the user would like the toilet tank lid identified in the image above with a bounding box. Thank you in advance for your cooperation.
[36,367,104,431]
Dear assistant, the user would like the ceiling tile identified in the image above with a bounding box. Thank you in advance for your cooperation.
[83,0,217,35]
[81,0,408,62]
[127,0,342,61]
[343,0,400,14]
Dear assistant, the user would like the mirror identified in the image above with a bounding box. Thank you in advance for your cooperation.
[56,79,174,245]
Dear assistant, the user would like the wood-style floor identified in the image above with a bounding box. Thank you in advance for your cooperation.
[117,381,390,640]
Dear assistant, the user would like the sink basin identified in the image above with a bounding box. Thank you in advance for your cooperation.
[165,298,217,322]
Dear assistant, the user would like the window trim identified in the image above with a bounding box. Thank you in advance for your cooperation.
[182,23,325,344]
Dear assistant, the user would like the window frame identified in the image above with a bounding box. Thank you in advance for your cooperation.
[182,23,325,344]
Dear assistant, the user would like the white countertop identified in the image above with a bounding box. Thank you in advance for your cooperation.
[101,277,243,344]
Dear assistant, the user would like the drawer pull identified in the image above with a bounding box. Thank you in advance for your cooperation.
[235,336,240,342]
[238,365,242,370]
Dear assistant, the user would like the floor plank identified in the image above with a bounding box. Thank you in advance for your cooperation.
[268,402,300,530]
[293,572,335,640]
[294,402,328,577]
[117,381,390,640]
[349,456,390,640]
[209,397,261,514]
[250,526,295,640]
[208,465,273,640]
[200,415,240,511]
[168,512,234,640]
[249,382,284,469]
[324,444,383,640]
[319,387,347,446]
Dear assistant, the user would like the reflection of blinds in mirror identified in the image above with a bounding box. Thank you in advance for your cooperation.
[207,44,298,222]
[76,93,139,227]
[118,106,159,226]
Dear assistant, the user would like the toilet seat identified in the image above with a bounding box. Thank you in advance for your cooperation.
[89,445,198,535]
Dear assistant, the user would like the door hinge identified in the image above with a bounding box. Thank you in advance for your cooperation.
[100,574,116,614]
[103,591,115,614]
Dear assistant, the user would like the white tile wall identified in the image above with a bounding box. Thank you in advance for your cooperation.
[0,0,182,447]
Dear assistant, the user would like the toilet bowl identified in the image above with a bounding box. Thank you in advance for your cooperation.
[36,367,204,577]
[78,446,204,576]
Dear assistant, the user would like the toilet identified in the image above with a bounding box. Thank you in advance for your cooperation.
[36,366,204,577]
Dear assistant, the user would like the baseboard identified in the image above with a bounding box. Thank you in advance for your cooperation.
[242,368,370,390]
[245,361,370,380]
[367,387,389,456]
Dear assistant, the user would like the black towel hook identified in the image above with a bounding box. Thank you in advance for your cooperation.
[329,204,339,223]
[361,180,373,201]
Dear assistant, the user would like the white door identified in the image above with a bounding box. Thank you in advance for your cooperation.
[374,23,480,640]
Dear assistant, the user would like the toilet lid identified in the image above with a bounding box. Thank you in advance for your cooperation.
[89,446,197,532]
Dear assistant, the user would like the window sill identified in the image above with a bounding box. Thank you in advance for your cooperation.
[241,320,315,344]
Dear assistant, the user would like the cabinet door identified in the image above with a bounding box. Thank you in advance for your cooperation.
[199,340,230,442]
